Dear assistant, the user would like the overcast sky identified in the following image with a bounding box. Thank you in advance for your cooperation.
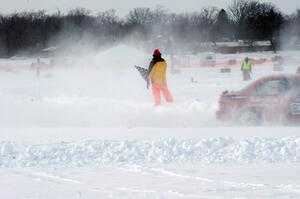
[0,0,299,16]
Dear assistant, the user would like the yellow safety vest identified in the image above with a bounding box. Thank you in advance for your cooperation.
[242,61,252,71]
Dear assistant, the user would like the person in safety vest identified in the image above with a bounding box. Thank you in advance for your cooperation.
[148,49,174,106]
[241,57,252,81]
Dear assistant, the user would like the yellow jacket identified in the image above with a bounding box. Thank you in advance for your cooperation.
[148,61,167,84]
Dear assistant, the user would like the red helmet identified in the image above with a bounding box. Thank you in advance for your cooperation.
[153,49,161,55]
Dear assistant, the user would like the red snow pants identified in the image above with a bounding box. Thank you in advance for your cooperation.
[151,83,174,106]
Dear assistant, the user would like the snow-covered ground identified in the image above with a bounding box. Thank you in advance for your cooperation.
[1,46,300,198]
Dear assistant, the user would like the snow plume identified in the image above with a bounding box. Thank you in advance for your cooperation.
[1,137,300,167]
[280,10,300,51]
[48,25,100,58]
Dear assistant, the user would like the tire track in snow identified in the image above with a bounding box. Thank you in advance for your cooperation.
[141,166,300,197]
[9,169,114,196]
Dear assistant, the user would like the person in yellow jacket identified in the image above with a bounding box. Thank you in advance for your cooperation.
[148,49,174,106]
[241,57,252,81]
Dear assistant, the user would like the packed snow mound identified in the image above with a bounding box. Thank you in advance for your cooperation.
[1,137,300,167]
[95,44,149,68]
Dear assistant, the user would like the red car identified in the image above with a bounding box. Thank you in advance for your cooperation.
[216,74,300,125]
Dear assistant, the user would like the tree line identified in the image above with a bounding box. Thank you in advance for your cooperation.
[0,0,299,57]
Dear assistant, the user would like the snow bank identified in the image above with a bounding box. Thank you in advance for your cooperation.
[94,44,148,68]
[1,137,300,167]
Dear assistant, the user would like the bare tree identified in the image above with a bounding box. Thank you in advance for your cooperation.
[229,0,249,23]
[190,7,218,42]
[150,5,169,24]
[0,5,296,57]
[126,7,152,25]
[97,9,123,42]
[228,0,283,51]
[211,9,233,42]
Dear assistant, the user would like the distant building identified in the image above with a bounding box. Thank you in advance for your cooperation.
[215,40,272,53]
[193,40,273,54]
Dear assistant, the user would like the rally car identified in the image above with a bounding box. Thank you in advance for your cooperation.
[216,74,300,125]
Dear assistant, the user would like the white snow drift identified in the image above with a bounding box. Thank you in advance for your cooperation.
[1,137,300,167]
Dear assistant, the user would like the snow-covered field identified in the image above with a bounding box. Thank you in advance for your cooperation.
[1,46,300,198]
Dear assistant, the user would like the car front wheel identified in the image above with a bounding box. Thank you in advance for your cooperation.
[237,109,261,126]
